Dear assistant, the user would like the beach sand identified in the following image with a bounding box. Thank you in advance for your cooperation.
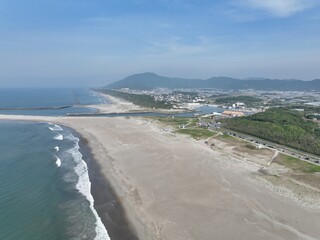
[85,94,146,114]
[1,113,320,240]
[87,93,192,115]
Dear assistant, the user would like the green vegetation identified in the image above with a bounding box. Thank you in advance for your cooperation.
[306,114,320,120]
[244,144,256,150]
[216,134,244,143]
[154,117,196,126]
[105,72,320,91]
[275,154,320,173]
[294,105,320,120]
[224,107,320,155]
[177,128,215,139]
[98,89,173,109]
[266,99,284,107]
[290,105,320,114]
[154,117,214,139]
[215,96,262,106]
[210,94,229,98]
[219,134,235,140]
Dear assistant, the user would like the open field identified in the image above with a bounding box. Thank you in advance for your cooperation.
[176,127,216,139]
[153,117,215,139]
[274,154,320,173]
[151,117,195,126]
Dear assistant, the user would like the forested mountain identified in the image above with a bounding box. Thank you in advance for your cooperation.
[105,72,320,91]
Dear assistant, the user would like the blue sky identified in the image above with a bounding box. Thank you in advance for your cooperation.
[0,0,320,86]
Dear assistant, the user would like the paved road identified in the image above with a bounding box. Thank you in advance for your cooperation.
[210,127,320,167]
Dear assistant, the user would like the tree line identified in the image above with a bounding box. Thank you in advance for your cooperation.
[224,107,320,155]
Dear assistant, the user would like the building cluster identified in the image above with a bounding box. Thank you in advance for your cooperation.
[222,110,245,117]
[116,88,320,121]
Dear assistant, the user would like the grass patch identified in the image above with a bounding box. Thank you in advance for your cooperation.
[215,134,248,146]
[154,117,194,127]
[215,95,262,106]
[220,134,235,139]
[176,128,215,139]
[154,117,214,139]
[275,153,320,173]
[217,134,242,142]
[245,144,256,150]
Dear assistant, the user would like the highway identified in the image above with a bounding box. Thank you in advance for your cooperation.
[210,127,320,166]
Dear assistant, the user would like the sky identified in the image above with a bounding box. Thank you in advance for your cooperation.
[0,0,320,87]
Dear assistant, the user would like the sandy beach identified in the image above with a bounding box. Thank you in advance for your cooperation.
[87,93,192,115]
[88,94,146,114]
[1,104,320,239]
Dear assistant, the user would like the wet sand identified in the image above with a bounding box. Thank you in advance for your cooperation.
[1,114,320,240]
[73,130,139,240]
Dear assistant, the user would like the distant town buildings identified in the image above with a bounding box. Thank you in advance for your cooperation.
[232,102,245,108]
[112,87,320,120]
[222,111,245,117]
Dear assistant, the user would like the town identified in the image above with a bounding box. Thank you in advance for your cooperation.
[101,87,320,167]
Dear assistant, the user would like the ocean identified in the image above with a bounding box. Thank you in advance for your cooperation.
[0,88,222,240]
[0,121,109,240]
[0,88,107,116]
[0,88,111,240]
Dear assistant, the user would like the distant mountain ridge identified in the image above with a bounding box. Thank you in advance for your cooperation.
[105,72,320,91]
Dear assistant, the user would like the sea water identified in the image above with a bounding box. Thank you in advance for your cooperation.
[0,121,110,240]
[0,88,107,116]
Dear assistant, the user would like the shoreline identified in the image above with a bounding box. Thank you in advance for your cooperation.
[88,92,194,115]
[1,114,320,239]
[66,118,158,240]
[74,129,138,240]
[0,117,136,240]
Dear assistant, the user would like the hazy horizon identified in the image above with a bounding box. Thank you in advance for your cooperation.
[1,0,320,87]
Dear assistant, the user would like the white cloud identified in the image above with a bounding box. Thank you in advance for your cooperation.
[239,0,317,17]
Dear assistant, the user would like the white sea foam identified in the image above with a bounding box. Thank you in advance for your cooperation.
[54,146,60,152]
[65,134,110,240]
[48,124,63,131]
[55,156,61,167]
[54,134,63,141]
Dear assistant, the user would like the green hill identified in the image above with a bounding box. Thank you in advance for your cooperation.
[105,72,320,91]
[224,107,320,155]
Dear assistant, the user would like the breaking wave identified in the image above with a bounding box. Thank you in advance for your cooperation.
[64,133,110,240]
[55,156,61,167]
[54,134,63,141]
[48,124,64,131]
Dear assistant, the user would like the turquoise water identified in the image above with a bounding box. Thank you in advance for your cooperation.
[0,121,109,240]
[0,88,107,116]
[0,89,222,240]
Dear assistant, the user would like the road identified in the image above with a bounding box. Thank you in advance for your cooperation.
[210,127,320,166]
